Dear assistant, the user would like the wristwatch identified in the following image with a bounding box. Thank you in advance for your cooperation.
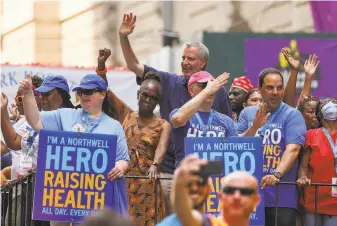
[152,162,160,168]
[273,172,283,180]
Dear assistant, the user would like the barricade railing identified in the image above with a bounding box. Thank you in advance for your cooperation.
[1,174,336,226]
[276,182,337,226]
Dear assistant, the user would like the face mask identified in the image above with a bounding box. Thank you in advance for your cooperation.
[321,102,337,120]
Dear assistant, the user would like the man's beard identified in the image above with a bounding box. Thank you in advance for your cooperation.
[193,200,205,210]
[192,193,209,210]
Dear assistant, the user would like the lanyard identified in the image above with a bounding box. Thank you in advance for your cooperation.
[259,102,284,137]
[81,110,105,133]
[195,110,214,137]
[25,130,38,156]
[322,127,337,173]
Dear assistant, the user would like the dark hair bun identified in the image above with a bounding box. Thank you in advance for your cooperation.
[143,71,160,83]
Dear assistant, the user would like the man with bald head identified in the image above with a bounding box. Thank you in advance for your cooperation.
[218,171,260,226]
[172,155,260,226]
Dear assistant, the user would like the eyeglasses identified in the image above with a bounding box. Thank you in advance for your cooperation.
[15,96,24,103]
[77,88,103,97]
[139,92,159,102]
[222,186,256,196]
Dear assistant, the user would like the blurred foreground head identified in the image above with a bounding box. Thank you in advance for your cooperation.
[81,209,135,226]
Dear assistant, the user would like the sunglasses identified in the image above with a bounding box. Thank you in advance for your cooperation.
[222,186,256,196]
[77,88,103,97]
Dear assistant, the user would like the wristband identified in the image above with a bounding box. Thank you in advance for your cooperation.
[273,172,283,180]
[152,163,160,168]
[96,67,107,76]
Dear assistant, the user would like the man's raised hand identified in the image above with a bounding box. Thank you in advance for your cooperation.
[119,13,137,37]
[204,72,230,96]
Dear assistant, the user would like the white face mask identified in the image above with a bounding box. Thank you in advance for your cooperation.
[321,102,337,121]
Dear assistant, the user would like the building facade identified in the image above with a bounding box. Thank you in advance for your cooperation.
[1,1,315,69]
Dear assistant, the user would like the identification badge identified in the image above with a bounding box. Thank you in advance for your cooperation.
[19,155,33,174]
[72,123,87,132]
[332,178,337,197]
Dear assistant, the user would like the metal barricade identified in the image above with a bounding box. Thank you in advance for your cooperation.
[1,172,34,226]
[1,174,336,226]
[275,182,337,226]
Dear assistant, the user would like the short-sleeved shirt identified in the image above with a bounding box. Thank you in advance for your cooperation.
[138,65,232,173]
[156,213,227,226]
[170,109,237,167]
[237,103,306,208]
[303,128,337,215]
[40,108,129,162]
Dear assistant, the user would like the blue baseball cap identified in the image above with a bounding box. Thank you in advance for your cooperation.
[35,75,70,93]
[72,74,107,91]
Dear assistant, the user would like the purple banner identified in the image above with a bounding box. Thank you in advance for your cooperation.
[310,1,337,32]
[33,130,117,222]
[245,38,337,99]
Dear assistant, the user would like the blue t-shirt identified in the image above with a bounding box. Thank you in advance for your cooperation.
[170,109,237,167]
[157,214,182,226]
[40,108,129,162]
[237,103,306,208]
[137,65,232,174]
[157,213,215,226]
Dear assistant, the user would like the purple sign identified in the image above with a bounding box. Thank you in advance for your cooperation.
[245,38,337,99]
[33,130,117,222]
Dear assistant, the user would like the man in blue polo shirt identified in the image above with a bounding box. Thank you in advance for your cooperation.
[118,12,231,214]
[170,71,236,166]
[237,68,307,226]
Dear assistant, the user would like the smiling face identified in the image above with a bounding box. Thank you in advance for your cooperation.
[181,47,207,79]
[258,73,284,112]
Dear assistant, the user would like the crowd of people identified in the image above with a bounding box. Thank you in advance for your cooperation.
[1,12,337,226]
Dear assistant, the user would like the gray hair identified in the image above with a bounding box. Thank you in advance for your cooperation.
[183,41,209,69]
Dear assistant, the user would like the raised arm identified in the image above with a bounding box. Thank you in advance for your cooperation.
[19,75,43,132]
[299,54,319,101]
[282,48,300,107]
[171,73,229,128]
[1,93,22,150]
[119,13,144,78]
[239,104,270,137]
[148,120,171,179]
[173,155,206,226]
[96,48,132,123]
